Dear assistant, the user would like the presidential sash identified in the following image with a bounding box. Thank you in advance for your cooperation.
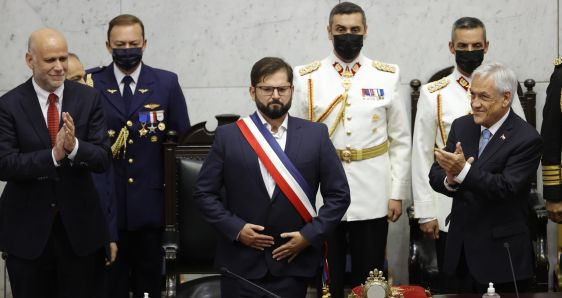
[236,113,316,222]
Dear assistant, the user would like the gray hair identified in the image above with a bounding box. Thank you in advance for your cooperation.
[472,62,517,103]
[451,17,486,42]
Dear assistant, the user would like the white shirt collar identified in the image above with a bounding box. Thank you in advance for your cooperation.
[452,67,472,84]
[113,62,142,85]
[32,78,64,107]
[256,112,288,139]
[482,108,510,135]
[329,51,364,69]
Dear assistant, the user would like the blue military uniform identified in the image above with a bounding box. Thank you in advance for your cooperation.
[86,62,190,298]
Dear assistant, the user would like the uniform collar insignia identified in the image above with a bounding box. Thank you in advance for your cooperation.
[106,89,118,94]
[333,62,361,77]
[138,88,149,94]
[456,76,470,91]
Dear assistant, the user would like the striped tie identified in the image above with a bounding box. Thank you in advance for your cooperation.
[47,93,59,147]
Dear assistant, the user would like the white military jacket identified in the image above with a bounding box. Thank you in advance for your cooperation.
[411,68,526,232]
[291,53,411,221]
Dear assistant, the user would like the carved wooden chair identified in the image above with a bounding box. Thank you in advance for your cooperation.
[162,114,240,298]
[408,67,548,292]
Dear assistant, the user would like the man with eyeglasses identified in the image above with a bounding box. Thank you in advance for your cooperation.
[411,17,526,292]
[430,62,540,293]
[86,14,190,298]
[291,2,411,297]
[194,57,350,298]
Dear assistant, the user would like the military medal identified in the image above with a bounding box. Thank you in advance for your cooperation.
[148,111,157,133]
[138,112,149,137]
[156,110,166,131]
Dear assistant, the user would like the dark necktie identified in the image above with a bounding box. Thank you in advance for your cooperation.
[47,93,59,147]
[122,76,133,113]
[478,129,491,157]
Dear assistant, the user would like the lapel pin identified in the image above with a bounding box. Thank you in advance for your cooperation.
[138,88,149,94]
[106,89,118,94]
[144,103,160,110]
[500,134,506,140]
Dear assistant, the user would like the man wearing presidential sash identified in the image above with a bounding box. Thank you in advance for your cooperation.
[86,14,190,298]
[411,17,526,291]
[291,3,410,296]
[194,57,350,298]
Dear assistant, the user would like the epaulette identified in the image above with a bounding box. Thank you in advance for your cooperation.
[85,65,107,75]
[299,61,321,76]
[372,60,396,73]
[554,57,562,67]
[85,73,94,87]
[427,77,449,93]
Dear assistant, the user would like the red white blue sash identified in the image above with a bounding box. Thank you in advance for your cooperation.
[236,113,316,222]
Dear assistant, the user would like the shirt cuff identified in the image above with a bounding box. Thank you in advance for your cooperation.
[51,149,61,167]
[444,176,459,192]
[67,138,79,160]
[453,162,471,184]
[418,217,436,224]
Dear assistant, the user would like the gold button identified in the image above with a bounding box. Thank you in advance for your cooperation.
[126,120,133,127]
[373,128,378,133]
[346,130,352,135]
[128,178,134,184]
[128,158,134,164]
[347,116,352,121]
[346,144,351,149]
[128,139,134,145]
[346,101,351,106]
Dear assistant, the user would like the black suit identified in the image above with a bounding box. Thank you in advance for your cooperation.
[429,111,541,291]
[0,78,110,297]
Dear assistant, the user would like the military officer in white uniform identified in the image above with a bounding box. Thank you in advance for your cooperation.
[291,3,410,297]
[412,17,526,291]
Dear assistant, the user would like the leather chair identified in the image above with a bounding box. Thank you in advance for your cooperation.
[408,67,548,292]
[162,114,240,298]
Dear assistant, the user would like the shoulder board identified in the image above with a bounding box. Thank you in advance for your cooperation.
[85,65,107,75]
[299,61,321,76]
[554,57,562,67]
[85,73,94,87]
[372,60,396,73]
[427,77,449,93]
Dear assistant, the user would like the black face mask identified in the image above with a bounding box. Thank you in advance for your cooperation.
[455,50,485,75]
[333,34,363,61]
[112,47,143,71]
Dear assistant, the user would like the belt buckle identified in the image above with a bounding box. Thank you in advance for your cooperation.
[342,149,352,163]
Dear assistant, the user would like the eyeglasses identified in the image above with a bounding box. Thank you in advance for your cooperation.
[255,85,293,96]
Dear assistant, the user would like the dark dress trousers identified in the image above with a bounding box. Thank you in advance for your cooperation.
[429,111,542,285]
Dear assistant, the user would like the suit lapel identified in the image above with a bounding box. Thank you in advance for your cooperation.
[18,79,51,148]
[238,126,270,199]
[61,81,77,123]
[128,65,155,118]
[477,111,514,164]
[98,64,126,117]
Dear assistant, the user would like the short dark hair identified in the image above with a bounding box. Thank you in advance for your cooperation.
[329,2,366,27]
[451,17,486,42]
[107,14,145,41]
[250,57,293,87]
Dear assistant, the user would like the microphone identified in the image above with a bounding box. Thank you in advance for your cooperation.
[503,242,520,298]
[220,267,282,298]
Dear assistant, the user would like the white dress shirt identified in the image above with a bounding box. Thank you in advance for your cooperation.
[113,63,142,95]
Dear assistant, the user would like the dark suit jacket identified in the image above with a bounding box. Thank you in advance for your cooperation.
[429,110,542,284]
[0,78,111,259]
[194,115,350,279]
[87,63,190,230]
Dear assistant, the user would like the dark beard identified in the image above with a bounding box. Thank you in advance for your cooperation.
[256,98,291,119]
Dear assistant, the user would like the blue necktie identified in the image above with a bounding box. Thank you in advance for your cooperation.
[122,76,133,113]
[478,129,491,157]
